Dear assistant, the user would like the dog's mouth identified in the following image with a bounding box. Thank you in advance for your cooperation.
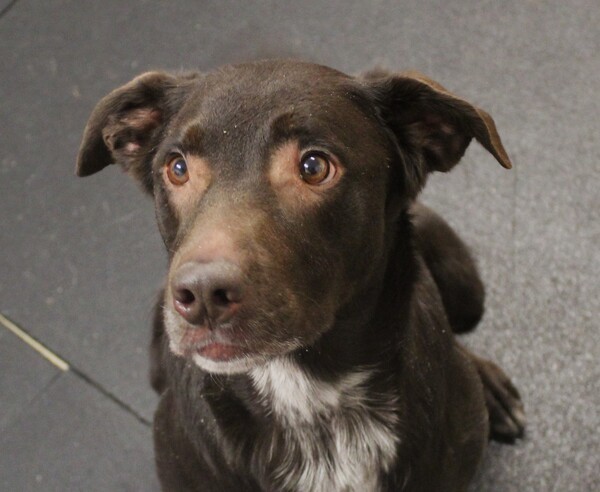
[171,321,250,361]
[163,305,312,374]
[195,342,247,362]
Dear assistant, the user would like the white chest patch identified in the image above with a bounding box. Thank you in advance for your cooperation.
[249,357,399,492]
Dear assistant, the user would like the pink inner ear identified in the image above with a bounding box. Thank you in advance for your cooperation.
[103,107,163,156]
[124,141,142,154]
[122,108,162,131]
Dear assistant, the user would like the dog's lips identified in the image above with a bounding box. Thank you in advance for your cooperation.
[196,342,247,362]
[176,324,250,361]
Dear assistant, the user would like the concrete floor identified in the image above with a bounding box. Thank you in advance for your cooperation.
[0,0,598,490]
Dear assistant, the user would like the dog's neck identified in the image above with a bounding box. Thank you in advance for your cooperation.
[249,354,375,424]
[245,353,400,491]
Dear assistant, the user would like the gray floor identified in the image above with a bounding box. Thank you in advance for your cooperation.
[0,0,598,490]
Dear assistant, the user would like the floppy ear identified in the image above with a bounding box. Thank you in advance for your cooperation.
[364,70,512,197]
[76,71,189,194]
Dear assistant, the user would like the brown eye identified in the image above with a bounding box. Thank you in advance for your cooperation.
[166,155,189,185]
[299,152,334,185]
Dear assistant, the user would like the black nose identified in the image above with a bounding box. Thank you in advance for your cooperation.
[171,261,243,327]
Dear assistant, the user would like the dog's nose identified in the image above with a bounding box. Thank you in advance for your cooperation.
[171,261,243,327]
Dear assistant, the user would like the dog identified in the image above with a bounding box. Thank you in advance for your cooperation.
[76,60,525,491]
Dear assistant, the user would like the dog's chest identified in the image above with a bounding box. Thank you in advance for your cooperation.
[248,358,399,492]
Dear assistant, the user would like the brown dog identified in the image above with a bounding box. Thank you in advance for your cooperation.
[77,60,524,491]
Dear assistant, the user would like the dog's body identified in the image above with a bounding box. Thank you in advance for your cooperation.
[77,60,524,491]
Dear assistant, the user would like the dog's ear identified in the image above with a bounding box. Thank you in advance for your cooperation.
[76,71,189,194]
[364,70,512,197]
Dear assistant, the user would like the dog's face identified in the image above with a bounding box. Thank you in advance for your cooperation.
[77,60,510,374]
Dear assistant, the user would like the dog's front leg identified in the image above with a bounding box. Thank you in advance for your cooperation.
[458,344,526,443]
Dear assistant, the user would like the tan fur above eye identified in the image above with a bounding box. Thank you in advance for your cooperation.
[268,141,342,208]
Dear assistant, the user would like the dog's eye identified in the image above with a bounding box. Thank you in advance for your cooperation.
[166,156,189,185]
[299,152,335,185]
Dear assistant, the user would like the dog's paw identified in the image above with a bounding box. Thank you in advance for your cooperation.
[475,357,526,443]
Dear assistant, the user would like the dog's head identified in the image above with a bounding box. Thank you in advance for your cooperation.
[77,60,510,374]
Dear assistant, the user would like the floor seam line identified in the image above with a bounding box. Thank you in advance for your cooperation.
[0,312,70,371]
[0,311,152,428]
[69,367,153,427]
